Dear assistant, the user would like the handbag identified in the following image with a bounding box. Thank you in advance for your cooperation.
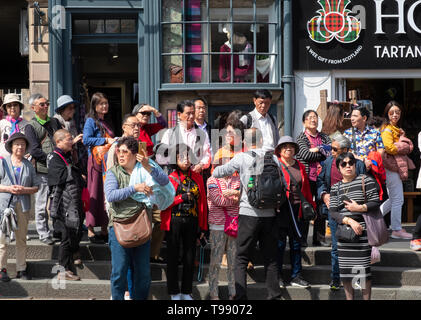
[361,176,389,247]
[280,162,316,222]
[113,208,152,248]
[92,131,112,166]
[215,178,238,237]
[335,223,360,242]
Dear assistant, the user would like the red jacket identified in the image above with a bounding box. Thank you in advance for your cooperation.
[278,158,316,219]
[160,169,208,232]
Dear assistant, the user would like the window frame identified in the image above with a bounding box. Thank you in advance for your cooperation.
[159,0,282,90]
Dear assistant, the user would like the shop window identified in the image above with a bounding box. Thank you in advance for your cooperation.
[73,18,137,35]
[161,0,279,85]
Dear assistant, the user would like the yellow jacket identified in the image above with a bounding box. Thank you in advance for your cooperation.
[381,124,400,155]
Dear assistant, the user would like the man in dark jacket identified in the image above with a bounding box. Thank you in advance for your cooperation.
[25,93,62,244]
[316,134,366,291]
[47,129,85,281]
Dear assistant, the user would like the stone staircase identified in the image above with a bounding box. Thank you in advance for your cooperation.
[1,223,421,300]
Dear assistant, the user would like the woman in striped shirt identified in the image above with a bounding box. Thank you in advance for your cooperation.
[329,152,381,300]
[207,164,240,300]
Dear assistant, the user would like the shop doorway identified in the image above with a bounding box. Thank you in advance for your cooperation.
[72,43,138,137]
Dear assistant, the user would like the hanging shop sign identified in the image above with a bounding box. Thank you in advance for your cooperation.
[294,0,421,70]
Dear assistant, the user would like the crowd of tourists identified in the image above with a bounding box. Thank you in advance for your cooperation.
[0,89,420,301]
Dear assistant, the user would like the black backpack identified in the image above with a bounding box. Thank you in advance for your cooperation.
[247,151,286,209]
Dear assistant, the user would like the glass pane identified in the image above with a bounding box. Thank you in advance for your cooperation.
[210,22,230,53]
[163,55,183,83]
[162,24,183,54]
[162,0,183,22]
[233,24,254,52]
[256,54,276,83]
[255,24,270,52]
[186,23,205,53]
[184,0,203,22]
[209,0,229,22]
[90,20,104,33]
[73,20,89,34]
[106,19,120,33]
[121,19,136,33]
[233,0,253,22]
[186,54,205,83]
[257,0,276,23]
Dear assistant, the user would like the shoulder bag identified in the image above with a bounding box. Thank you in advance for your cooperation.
[215,178,238,238]
[113,206,152,248]
[361,176,389,247]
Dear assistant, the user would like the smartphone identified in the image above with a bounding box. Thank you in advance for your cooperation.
[342,195,351,203]
[138,141,147,154]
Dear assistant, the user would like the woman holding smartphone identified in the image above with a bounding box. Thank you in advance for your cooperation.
[329,152,381,300]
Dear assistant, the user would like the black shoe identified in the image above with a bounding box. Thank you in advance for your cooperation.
[279,278,286,288]
[52,231,62,241]
[100,233,108,243]
[150,257,165,264]
[330,279,341,291]
[40,237,55,245]
[290,275,311,288]
[89,235,105,244]
[312,240,330,247]
[16,270,32,280]
[0,268,11,282]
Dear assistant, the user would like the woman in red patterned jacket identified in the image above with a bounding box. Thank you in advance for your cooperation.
[160,143,207,300]
[275,136,316,288]
[207,163,240,300]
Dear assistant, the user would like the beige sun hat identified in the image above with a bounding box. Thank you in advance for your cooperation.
[1,93,24,113]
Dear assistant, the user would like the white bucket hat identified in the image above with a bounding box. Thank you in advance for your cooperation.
[1,93,24,113]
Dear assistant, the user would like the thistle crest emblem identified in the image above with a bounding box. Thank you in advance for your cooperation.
[307,0,361,43]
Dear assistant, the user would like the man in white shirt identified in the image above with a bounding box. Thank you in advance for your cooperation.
[240,90,279,152]
[156,100,211,174]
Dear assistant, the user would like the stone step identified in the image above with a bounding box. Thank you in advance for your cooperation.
[5,259,421,287]
[7,239,421,268]
[1,278,421,300]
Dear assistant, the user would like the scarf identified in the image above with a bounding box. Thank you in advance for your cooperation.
[6,116,22,136]
[35,115,50,126]
[53,114,78,138]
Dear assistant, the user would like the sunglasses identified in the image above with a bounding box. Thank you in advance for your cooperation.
[139,111,151,116]
[332,147,339,152]
[339,159,355,168]
[37,102,50,107]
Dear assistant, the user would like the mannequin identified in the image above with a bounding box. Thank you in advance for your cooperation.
[219,30,254,82]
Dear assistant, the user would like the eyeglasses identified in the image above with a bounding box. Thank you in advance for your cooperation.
[139,111,151,116]
[125,123,141,128]
[332,147,339,152]
[177,154,190,162]
[36,102,50,107]
[340,159,355,168]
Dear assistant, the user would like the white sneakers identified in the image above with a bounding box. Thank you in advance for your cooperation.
[171,293,194,300]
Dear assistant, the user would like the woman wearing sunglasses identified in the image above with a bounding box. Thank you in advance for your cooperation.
[329,152,381,300]
[132,104,167,157]
[317,134,366,291]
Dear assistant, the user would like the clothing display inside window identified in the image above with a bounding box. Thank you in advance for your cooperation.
[219,32,254,83]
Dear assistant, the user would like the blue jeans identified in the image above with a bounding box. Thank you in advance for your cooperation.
[109,227,151,300]
[328,213,340,282]
[277,230,302,280]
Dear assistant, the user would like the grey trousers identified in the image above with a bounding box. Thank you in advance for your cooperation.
[35,173,51,240]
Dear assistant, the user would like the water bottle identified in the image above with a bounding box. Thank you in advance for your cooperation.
[247,176,254,189]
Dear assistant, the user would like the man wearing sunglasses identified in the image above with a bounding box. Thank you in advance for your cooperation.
[316,133,366,291]
[25,93,62,245]
[132,104,167,157]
